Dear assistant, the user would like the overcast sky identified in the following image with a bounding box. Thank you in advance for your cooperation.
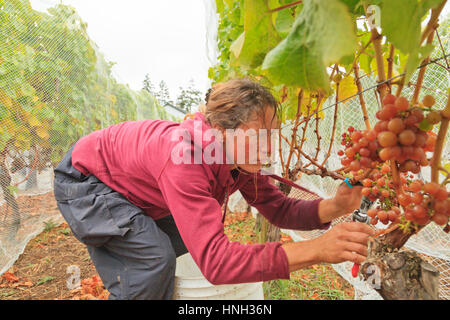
[28,0,449,103]
[29,0,216,102]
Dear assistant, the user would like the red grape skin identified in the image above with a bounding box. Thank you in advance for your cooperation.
[377,131,398,147]
[408,181,422,193]
[398,130,416,146]
[411,109,425,122]
[395,97,409,111]
[388,118,405,134]
[424,182,440,195]
[366,130,377,142]
[398,193,412,207]
[374,121,388,132]
[378,148,392,161]
[383,94,396,105]
[411,193,423,205]
[435,188,448,201]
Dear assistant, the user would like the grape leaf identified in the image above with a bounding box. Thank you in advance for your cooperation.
[230,0,281,68]
[379,0,443,54]
[404,44,434,85]
[334,76,358,102]
[262,0,357,92]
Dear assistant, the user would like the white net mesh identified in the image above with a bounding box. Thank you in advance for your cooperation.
[0,0,174,276]
[275,36,450,299]
[226,16,450,300]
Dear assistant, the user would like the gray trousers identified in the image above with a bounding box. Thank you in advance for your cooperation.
[53,144,188,300]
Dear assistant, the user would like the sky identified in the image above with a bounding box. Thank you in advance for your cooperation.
[28,0,449,103]
[29,0,217,102]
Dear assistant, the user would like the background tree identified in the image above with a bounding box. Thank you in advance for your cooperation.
[155,80,173,107]
[142,73,156,96]
[176,79,203,113]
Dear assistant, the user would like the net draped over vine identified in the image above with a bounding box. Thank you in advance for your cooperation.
[0,0,448,301]
[0,0,175,275]
[224,8,450,300]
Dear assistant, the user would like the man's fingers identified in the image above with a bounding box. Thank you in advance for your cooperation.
[342,222,376,236]
[344,241,368,257]
[342,231,372,246]
[342,251,367,265]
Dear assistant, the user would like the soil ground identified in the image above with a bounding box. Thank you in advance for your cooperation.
[0,196,354,300]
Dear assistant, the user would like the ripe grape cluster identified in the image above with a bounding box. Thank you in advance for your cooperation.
[374,94,436,174]
[362,164,402,225]
[338,94,449,230]
[401,180,449,226]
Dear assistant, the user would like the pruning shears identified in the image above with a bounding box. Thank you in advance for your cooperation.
[345,177,374,277]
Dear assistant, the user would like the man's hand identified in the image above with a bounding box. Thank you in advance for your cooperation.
[318,182,363,224]
[281,221,375,272]
[312,222,375,265]
[333,182,364,214]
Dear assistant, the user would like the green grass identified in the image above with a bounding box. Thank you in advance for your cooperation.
[224,210,354,300]
[36,276,54,286]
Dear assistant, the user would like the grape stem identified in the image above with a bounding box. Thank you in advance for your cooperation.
[304,94,324,169]
[321,83,339,166]
[431,92,450,183]
[353,62,371,129]
[297,167,346,181]
[411,30,436,105]
[387,44,395,81]
[284,89,304,177]
[268,0,302,13]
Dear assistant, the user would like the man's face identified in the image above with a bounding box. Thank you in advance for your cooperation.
[223,107,278,173]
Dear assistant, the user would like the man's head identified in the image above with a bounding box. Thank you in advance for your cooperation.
[202,78,280,173]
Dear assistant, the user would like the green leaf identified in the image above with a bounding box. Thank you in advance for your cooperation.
[37,276,54,286]
[359,54,373,75]
[404,44,434,84]
[379,0,444,54]
[338,0,366,15]
[274,5,296,38]
[230,0,281,68]
[262,0,357,92]
[418,118,434,131]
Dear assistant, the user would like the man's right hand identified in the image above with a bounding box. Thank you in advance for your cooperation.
[312,222,376,265]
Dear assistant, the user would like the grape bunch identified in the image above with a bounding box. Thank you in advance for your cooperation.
[362,164,402,225]
[400,180,449,226]
[374,94,436,174]
[339,126,378,175]
[338,93,449,230]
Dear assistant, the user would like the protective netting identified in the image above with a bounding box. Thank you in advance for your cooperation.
[1,0,449,301]
[0,0,175,275]
[276,30,450,299]
[226,13,450,300]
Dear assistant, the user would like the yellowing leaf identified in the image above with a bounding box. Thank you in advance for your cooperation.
[32,96,39,102]
[0,90,13,108]
[36,127,50,140]
[28,116,41,127]
[441,163,450,178]
[334,76,358,103]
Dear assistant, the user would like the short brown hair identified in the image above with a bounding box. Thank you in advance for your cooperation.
[203,78,279,129]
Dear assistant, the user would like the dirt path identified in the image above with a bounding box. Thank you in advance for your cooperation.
[0,207,353,300]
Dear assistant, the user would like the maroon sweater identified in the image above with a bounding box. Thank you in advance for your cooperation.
[71,112,329,284]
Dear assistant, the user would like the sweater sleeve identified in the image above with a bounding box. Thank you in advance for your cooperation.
[239,173,331,231]
[157,160,290,285]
